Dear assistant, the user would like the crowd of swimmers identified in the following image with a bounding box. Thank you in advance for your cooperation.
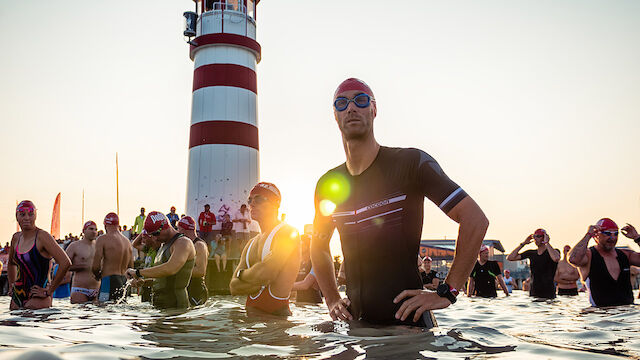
[5,78,640,329]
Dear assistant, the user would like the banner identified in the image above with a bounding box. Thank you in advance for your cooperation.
[51,193,61,240]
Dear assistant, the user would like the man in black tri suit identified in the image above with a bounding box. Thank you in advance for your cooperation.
[507,228,560,299]
[569,218,640,307]
[310,78,489,328]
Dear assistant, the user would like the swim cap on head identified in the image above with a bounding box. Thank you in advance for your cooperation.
[144,211,169,233]
[424,256,433,261]
[596,218,618,231]
[250,182,281,205]
[16,200,36,213]
[334,78,375,99]
[104,212,119,226]
[178,216,196,230]
[534,228,546,236]
[504,269,510,274]
[83,221,97,232]
[479,245,489,253]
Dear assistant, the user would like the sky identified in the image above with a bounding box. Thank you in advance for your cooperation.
[1,0,639,257]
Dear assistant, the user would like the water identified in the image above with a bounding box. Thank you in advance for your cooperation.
[0,290,638,359]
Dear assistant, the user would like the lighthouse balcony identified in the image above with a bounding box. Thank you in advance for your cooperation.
[196,3,257,40]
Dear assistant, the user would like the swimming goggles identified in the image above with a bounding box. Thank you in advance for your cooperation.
[600,230,618,237]
[334,93,373,111]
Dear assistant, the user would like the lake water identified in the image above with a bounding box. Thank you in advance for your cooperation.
[0,290,638,359]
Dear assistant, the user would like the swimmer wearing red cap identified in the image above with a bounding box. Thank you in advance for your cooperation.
[176,216,209,306]
[92,212,133,302]
[125,211,196,309]
[507,228,560,299]
[568,218,639,307]
[230,182,301,316]
[8,201,71,310]
[312,78,489,327]
[65,221,101,303]
[554,245,580,296]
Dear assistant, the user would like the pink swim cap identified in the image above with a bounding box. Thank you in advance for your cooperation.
[479,245,489,253]
[334,78,375,99]
[596,218,618,231]
[83,221,97,232]
[16,200,36,213]
[178,216,196,230]
[534,228,547,236]
[104,212,119,226]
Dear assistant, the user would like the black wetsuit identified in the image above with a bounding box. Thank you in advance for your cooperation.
[295,260,322,304]
[470,260,501,298]
[587,247,633,307]
[152,234,195,309]
[188,238,209,306]
[314,146,467,327]
[521,248,558,299]
[420,270,438,286]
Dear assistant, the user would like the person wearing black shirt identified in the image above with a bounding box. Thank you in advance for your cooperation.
[507,228,560,299]
[569,218,639,307]
[468,245,509,298]
[418,256,439,290]
[311,78,489,328]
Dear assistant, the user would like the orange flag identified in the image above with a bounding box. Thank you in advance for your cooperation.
[51,193,61,240]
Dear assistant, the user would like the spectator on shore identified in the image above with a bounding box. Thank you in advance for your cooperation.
[132,208,146,236]
[121,225,131,241]
[233,204,251,254]
[221,213,234,257]
[211,234,227,272]
[167,206,180,229]
[198,204,216,248]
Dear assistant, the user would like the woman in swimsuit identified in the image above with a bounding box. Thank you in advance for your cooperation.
[8,201,71,310]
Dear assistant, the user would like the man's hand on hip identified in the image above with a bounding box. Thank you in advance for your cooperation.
[394,289,451,322]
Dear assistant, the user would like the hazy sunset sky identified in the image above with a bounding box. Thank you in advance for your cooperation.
[1,0,639,256]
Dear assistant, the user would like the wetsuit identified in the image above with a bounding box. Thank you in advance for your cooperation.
[245,223,291,316]
[295,260,322,304]
[586,247,633,307]
[520,248,558,299]
[314,146,467,327]
[140,245,157,302]
[470,260,501,298]
[11,230,51,308]
[152,234,195,309]
[187,238,209,306]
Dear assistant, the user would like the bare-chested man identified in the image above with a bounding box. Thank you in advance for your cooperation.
[66,221,100,303]
[230,182,300,316]
[555,245,580,296]
[92,212,133,302]
[8,200,71,309]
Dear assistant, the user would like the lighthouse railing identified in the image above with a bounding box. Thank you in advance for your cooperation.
[197,4,255,38]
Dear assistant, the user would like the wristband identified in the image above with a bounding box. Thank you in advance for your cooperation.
[136,268,142,278]
[635,236,640,244]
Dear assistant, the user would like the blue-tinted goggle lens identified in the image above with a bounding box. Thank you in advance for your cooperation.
[601,231,618,237]
[334,94,372,111]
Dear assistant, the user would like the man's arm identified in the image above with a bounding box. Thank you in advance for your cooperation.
[623,250,640,267]
[292,273,316,291]
[543,233,560,262]
[467,277,475,297]
[425,276,439,291]
[496,275,509,296]
[568,226,597,279]
[238,226,299,286]
[136,238,193,278]
[66,243,84,272]
[395,196,488,322]
[91,238,104,279]
[229,235,262,295]
[507,235,532,261]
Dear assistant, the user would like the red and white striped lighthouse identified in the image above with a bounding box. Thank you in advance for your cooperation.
[184,1,261,222]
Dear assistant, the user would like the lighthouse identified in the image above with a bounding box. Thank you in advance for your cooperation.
[183,1,261,224]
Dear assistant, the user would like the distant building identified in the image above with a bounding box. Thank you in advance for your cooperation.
[419,239,507,280]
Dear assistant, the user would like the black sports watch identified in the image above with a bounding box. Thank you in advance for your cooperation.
[135,268,143,278]
[634,236,640,245]
[436,283,458,304]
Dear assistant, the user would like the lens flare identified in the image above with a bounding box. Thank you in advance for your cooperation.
[319,200,337,216]
[317,173,351,205]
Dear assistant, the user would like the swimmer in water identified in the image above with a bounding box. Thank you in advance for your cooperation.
[126,212,195,309]
[66,221,100,303]
[92,213,133,302]
[176,216,209,306]
[8,200,71,310]
[554,245,580,296]
[503,269,515,293]
[507,229,560,299]
[468,245,509,298]
[230,182,301,316]
[311,78,489,327]
[569,218,640,307]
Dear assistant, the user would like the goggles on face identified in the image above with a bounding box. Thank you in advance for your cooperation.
[334,93,373,111]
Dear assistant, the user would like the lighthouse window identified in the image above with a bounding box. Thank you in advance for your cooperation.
[226,0,239,11]
[247,0,255,18]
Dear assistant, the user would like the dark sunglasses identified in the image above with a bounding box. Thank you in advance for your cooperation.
[247,195,269,206]
[533,235,544,239]
[601,230,618,237]
[334,93,373,111]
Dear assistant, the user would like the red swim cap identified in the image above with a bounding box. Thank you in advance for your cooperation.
[104,212,119,226]
[479,245,489,253]
[178,216,196,230]
[596,218,618,231]
[144,211,169,234]
[334,78,375,99]
[83,221,97,232]
[534,228,546,236]
[250,182,281,205]
[424,256,433,261]
[16,200,36,213]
